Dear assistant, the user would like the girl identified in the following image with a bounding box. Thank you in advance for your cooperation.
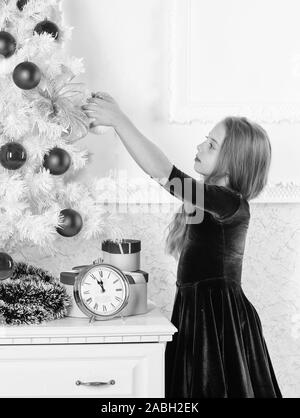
[82,92,283,398]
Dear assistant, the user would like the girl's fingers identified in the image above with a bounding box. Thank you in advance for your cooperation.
[82,103,99,111]
[91,92,105,100]
[93,91,108,98]
[89,121,99,128]
[92,91,115,102]
[81,107,95,113]
[84,101,99,107]
[82,109,97,118]
[86,98,104,104]
[88,118,97,126]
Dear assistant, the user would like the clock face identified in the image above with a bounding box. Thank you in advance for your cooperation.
[77,265,129,317]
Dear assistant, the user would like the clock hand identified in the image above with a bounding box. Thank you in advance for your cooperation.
[95,278,106,292]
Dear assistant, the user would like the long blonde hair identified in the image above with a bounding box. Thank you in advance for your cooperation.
[164,116,272,260]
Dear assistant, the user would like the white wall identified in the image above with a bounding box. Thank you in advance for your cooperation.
[62,0,300,186]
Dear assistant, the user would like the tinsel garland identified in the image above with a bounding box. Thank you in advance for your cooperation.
[0,261,71,325]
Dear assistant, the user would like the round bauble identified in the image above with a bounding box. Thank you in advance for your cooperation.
[0,142,27,170]
[43,147,71,175]
[13,61,41,90]
[0,253,14,281]
[34,20,59,40]
[57,209,83,237]
[0,31,17,58]
[16,0,30,11]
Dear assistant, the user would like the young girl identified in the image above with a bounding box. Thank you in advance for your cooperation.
[82,92,283,398]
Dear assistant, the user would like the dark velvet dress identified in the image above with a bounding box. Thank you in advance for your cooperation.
[159,165,282,398]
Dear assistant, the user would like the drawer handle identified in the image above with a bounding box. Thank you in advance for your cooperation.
[76,379,115,387]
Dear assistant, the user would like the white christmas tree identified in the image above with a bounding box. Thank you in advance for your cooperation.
[0,0,125,264]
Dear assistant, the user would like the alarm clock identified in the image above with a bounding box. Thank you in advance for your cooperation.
[60,263,148,321]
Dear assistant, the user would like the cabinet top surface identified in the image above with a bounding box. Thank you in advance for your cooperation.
[0,301,177,339]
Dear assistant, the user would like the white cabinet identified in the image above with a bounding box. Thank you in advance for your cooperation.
[0,301,177,398]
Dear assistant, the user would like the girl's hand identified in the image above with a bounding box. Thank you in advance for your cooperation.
[81,92,125,128]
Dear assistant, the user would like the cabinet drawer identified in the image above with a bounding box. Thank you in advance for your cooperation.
[0,343,165,398]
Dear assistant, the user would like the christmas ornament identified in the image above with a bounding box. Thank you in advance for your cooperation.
[0,31,17,58]
[87,92,111,135]
[23,70,89,142]
[13,61,41,90]
[0,262,71,325]
[34,20,59,40]
[0,253,14,281]
[0,142,27,170]
[16,0,29,11]
[57,209,83,237]
[43,147,71,175]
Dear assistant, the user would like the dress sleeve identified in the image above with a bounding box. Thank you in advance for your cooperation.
[155,164,242,221]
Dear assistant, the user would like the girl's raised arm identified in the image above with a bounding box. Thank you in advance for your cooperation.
[114,113,174,182]
[82,92,173,181]
[115,116,241,222]
[82,93,241,221]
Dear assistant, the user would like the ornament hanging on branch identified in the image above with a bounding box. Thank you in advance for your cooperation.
[88,93,111,135]
[0,31,17,58]
[43,147,71,175]
[16,0,30,11]
[56,209,83,237]
[34,19,60,40]
[13,61,41,90]
[23,71,89,142]
[0,142,27,170]
[0,253,14,281]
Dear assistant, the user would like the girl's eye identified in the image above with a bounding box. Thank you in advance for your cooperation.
[209,143,214,149]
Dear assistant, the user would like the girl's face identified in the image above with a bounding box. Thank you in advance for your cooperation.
[194,121,226,178]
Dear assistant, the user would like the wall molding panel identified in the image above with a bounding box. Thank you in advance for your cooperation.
[169,0,300,124]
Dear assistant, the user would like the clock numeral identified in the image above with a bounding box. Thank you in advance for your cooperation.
[113,279,118,284]
[94,303,98,311]
[108,272,111,279]
[86,298,92,304]
[90,273,97,281]
[115,296,122,302]
[99,270,103,278]
[102,305,107,312]
[116,288,122,291]
[111,303,115,308]
[83,291,90,294]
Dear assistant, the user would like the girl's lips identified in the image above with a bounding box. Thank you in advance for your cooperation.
[195,156,201,162]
